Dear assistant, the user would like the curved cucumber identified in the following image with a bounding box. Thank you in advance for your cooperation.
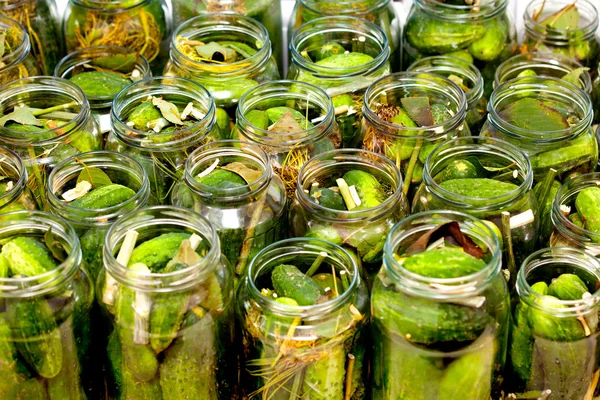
[548,273,588,300]
[128,232,191,272]
[70,184,136,209]
[1,237,58,277]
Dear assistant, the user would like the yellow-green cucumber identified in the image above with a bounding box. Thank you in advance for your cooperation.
[128,232,191,272]
[302,344,346,399]
[271,264,324,306]
[575,186,600,243]
[48,318,85,400]
[1,237,58,277]
[70,184,136,209]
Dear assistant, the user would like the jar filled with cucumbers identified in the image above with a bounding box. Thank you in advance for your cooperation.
[107,76,220,204]
[55,46,151,136]
[481,76,598,184]
[0,76,102,209]
[523,0,600,68]
[403,0,516,91]
[237,237,370,399]
[290,148,409,285]
[288,0,400,70]
[550,173,600,256]
[0,210,96,398]
[98,206,236,399]
[507,247,600,398]
[494,52,593,95]
[407,55,487,133]
[63,0,168,67]
[361,72,470,198]
[0,15,39,86]
[236,80,341,197]
[0,0,62,75]
[164,12,280,127]
[287,16,391,149]
[412,136,538,274]
[47,151,151,281]
[171,140,287,281]
[0,145,36,214]
[372,210,510,399]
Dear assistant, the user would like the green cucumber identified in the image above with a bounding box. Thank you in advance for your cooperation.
[245,110,269,130]
[302,344,346,399]
[271,264,324,306]
[314,42,345,61]
[528,295,585,341]
[1,237,58,277]
[548,274,588,301]
[265,107,313,129]
[311,273,342,294]
[311,188,345,210]
[575,186,600,243]
[569,212,584,228]
[434,160,479,183]
[0,316,23,397]
[342,170,386,208]
[401,247,486,279]
[215,107,231,139]
[128,101,162,130]
[0,254,9,278]
[48,319,84,400]
[196,169,247,190]
[531,281,549,295]
[70,184,136,209]
[14,378,48,399]
[439,178,518,198]
[306,225,344,246]
[510,303,534,382]
[128,232,191,272]
[529,135,597,174]
[69,71,131,98]
[315,52,373,68]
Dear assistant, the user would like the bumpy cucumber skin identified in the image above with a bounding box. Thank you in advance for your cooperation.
[271,264,324,306]
[1,237,58,276]
[70,184,136,209]
[302,344,346,400]
[548,274,588,300]
[128,232,191,272]
[7,298,63,378]
[575,186,600,243]
[196,169,247,190]
[311,188,346,210]
[128,102,162,130]
[159,313,217,400]
[149,289,188,353]
[80,227,106,281]
[434,160,479,183]
[439,178,519,198]
[343,170,385,208]
[47,319,85,400]
[528,296,585,341]
[401,248,487,279]
[510,303,534,382]
[14,378,49,399]
[0,317,25,397]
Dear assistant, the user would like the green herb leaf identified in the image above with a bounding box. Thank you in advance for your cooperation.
[270,109,305,133]
[561,67,589,89]
[195,42,237,63]
[151,97,183,125]
[76,167,113,188]
[44,226,68,263]
[498,98,570,131]
[0,105,42,127]
[540,3,580,30]
[218,41,257,59]
[400,97,434,127]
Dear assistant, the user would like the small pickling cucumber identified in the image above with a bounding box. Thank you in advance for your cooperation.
[531,281,549,295]
[401,247,487,279]
[47,320,85,400]
[510,303,534,382]
[434,160,479,183]
[314,42,345,61]
[528,295,585,341]
[244,110,269,130]
[548,274,588,301]
[1,237,58,277]
[315,52,374,68]
[569,212,584,228]
[128,101,162,130]
[196,169,247,190]
[70,71,131,98]
[0,253,9,278]
[343,170,386,208]
[271,264,324,306]
[215,107,231,139]
[306,225,344,246]
[311,188,346,210]
[302,344,346,399]
[439,178,518,198]
[70,184,136,209]
[128,232,191,272]
[575,187,600,243]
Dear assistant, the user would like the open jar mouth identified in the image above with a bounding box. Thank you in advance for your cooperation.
[103,206,221,292]
[47,150,149,220]
[298,0,391,16]
[55,46,151,106]
[296,148,403,222]
[0,210,81,297]
[422,136,533,209]
[488,76,593,142]
[383,210,502,299]
[184,139,271,201]
[0,145,27,208]
[111,76,216,151]
[517,247,600,314]
[524,0,599,41]
[290,16,389,78]
[407,56,484,106]
[236,80,335,148]
[494,52,593,94]
[0,76,91,146]
[246,237,360,318]
[171,12,271,77]
[362,72,468,140]
[71,0,150,12]
[415,0,508,20]
[0,16,29,70]
[552,173,600,245]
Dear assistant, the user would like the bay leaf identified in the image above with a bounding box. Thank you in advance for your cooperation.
[540,3,580,30]
[195,42,237,63]
[0,106,42,127]
[269,109,305,133]
[76,167,113,188]
[152,97,183,125]
[405,221,485,259]
[498,98,570,132]
[92,53,137,72]
[562,67,589,89]
[44,226,68,263]
[400,97,434,127]
[222,162,262,187]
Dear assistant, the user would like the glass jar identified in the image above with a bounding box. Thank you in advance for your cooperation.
[481,76,598,184]
[550,173,600,256]
[55,46,152,136]
[408,55,487,133]
[170,0,282,74]
[236,80,341,198]
[0,210,95,398]
[47,150,151,281]
[171,139,287,280]
[523,0,600,69]
[0,15,39,86]
[413,136,538,275]
[0,145,36,213]
[63,0,168,66]
[507,247,600,398]
[361,72,470,198]
[0,76,102,209]
[289,0,400,71]
[287,16,391,149]
[164,12,280,124]
[372,210,510,399]
[0,0,61,75]
[403,0,516,93]
[494,52,593,95]
[237,237,370,399]
[97,206,235,399]
[107,76,219,204]
[290,148,409,285]
[594,61,600,124]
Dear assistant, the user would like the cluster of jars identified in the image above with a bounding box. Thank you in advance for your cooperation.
[0,0,598,399]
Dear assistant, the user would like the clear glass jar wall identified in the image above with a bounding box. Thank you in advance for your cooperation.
[0,15,40,86]
[0,145,37,213]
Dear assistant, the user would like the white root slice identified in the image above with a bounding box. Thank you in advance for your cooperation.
[336,178,357,210]
[197,158,220,179]
[62,180,92,202]
[348,185,362,207]
[130,262,152,345]
[102,230,139,306]
[5,181,13,192]
[509,209,535,229]
[180,102,195,120]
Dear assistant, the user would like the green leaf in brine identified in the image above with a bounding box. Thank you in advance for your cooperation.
[539,2,579,30]
[400,97,434,127]
[92,53,138,72]
[70,71,132,97]
[221,162,262,187]
[561,67,589,89]
[44,226,68,263]
[270,109,305,133]
[497,98,570,131]
[195,42,237,63]
[76,167,113,188]
[0,106,42,127]
[151,97,183,125]
[217,41,258,59]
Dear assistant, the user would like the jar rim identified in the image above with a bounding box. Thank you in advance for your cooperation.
[298,0,392,16]
[0,145,28,209]
[0,16,30,71]
[524,0,599,40]
[414,0,509,20]
[70,0,150,12]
